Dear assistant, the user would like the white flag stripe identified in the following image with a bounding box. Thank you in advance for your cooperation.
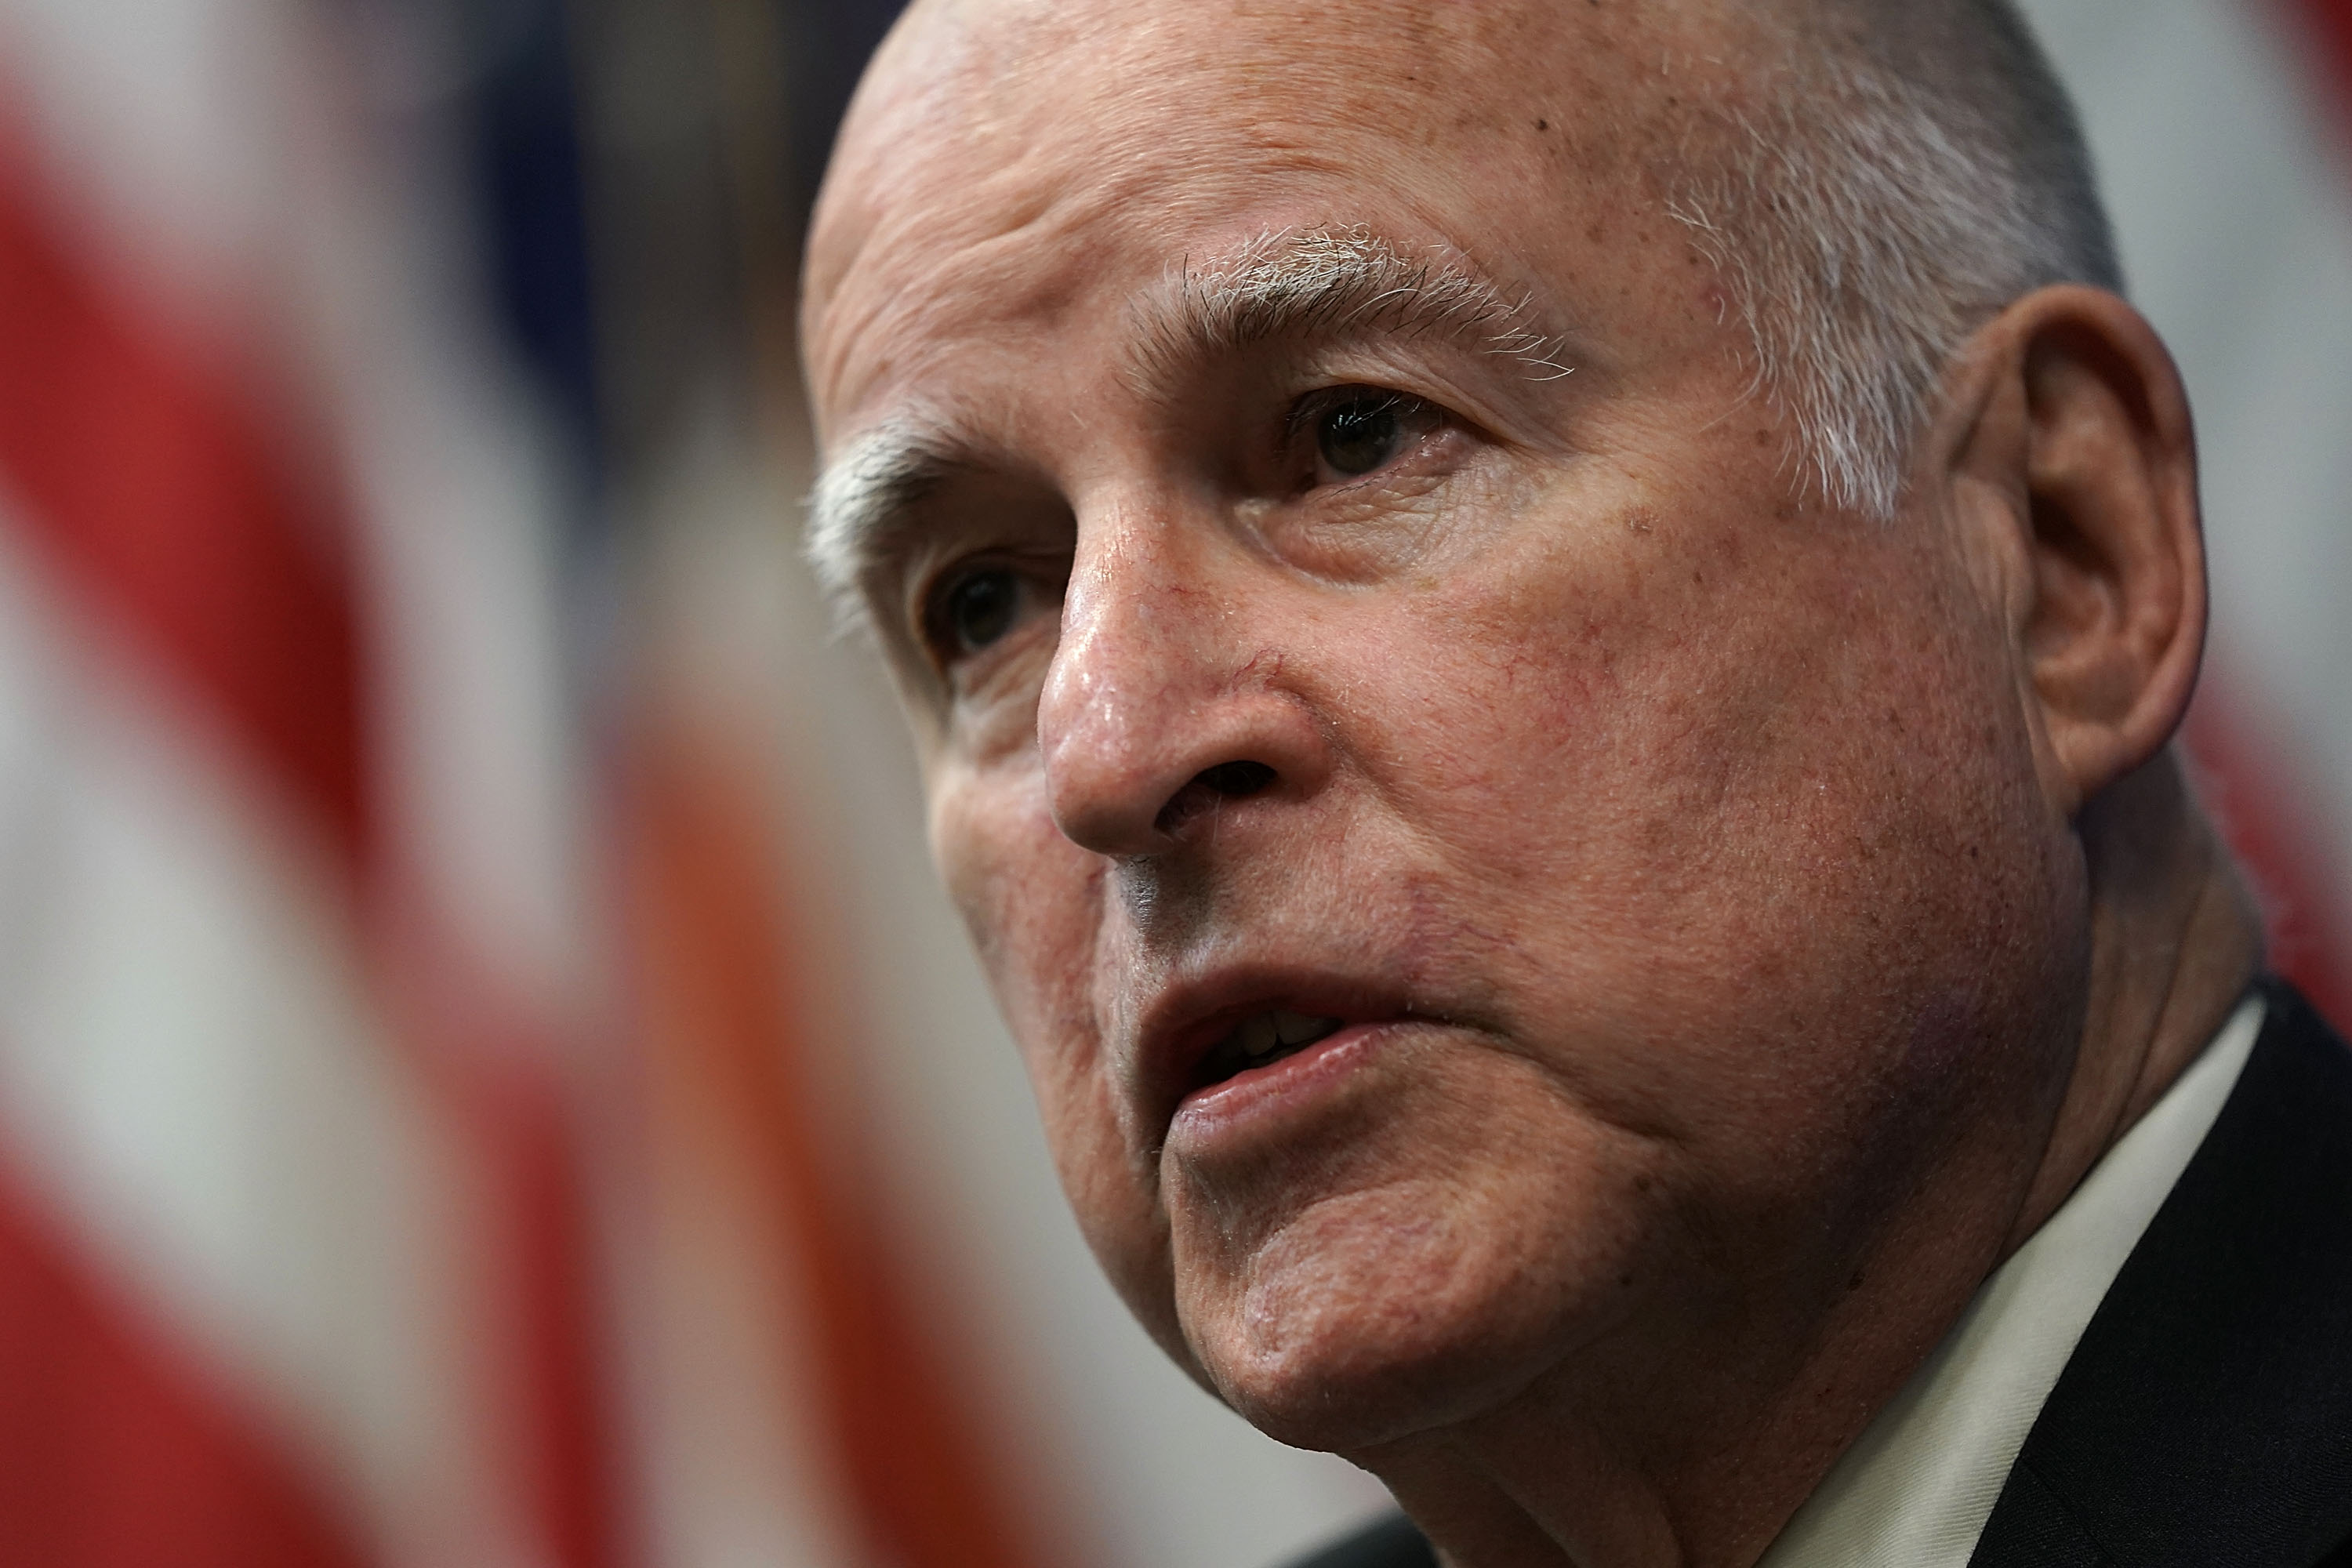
[0,0,317,376]
[316,152,595,1045]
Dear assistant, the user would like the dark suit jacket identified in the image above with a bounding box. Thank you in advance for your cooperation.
[1285,979,2352,1568]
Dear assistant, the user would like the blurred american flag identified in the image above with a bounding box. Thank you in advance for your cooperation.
[0,0,630,1561]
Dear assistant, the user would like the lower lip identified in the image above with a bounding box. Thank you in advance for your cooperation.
[1168,1022,1394,1145]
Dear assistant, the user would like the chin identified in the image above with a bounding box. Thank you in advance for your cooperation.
[1171,1175,1650,1452]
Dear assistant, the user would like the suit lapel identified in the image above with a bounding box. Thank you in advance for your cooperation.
[1969,982,2352,1567]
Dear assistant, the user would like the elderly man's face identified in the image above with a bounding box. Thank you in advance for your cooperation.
[805,0,2082,1450]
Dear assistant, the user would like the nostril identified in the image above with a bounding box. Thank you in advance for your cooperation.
[1196,760,1276,798]
[1154,760,1277,835]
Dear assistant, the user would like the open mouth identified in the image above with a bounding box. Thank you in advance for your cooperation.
[1191,1010,1347,1090]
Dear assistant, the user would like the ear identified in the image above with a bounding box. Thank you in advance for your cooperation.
[1939,285,2207,818]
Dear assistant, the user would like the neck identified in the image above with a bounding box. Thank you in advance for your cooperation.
[2002,756,2263,1254]
[1346,753,2263,1568]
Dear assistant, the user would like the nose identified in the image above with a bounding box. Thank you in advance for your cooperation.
[1036,515,1330,858]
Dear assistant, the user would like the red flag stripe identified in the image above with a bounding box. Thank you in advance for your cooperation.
[372,912,634,1568]
[626,720,1056,1568]
[0,116,366,862]
[2294,0,2352,110]
[0,1152,373,1568]
[481,1060,632,1568]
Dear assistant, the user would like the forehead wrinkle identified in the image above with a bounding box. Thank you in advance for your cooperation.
[805,419,967,631]
[1126,226,1578,392]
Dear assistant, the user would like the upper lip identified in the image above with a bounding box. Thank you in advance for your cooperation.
[1131,963,1420,1134]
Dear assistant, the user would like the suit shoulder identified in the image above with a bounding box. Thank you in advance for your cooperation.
[1973,980,2352,1566]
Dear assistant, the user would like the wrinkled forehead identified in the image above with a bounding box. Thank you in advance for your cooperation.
[802,0,1744,436]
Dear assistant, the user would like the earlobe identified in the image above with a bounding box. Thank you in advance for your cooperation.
[1951,286,2206,817]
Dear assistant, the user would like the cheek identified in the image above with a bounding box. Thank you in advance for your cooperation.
[1367,511,1984,875]
[1322,514,2064,1138]
[931,764,1102,1120]
[929,762,1191,1346]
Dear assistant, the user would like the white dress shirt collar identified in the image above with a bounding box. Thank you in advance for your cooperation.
[1755,993,2267,1568]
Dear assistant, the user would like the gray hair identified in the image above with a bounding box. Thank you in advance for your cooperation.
[1671,0,2122,517]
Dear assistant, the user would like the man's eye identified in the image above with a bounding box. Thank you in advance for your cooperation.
[1318,394,1405,476]
[1295,387,1443,486]
[938,566,1023,655]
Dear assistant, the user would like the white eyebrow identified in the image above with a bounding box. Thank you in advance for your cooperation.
[1131,225,1577,386]
[804,419,961,633]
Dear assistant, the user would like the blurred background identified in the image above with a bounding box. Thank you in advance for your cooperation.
[0,0,2342,1565]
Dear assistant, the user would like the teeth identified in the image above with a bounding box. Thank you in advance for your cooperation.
[1235,1014,1283,1058]
[1205,1011,1349,1084]
[1234,1011,1343,1061]
[1273,1011,1340,1047]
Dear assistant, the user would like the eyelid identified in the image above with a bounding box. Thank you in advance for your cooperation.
[915,556,1006,666]
[1283,383,1455,491]
[869,468,1077,651]
[911,550,1068,680]
[1285,384,1421,441]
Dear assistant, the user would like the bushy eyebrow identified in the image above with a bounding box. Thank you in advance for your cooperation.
[804,419,961,633]
[1128,225,1577,388]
